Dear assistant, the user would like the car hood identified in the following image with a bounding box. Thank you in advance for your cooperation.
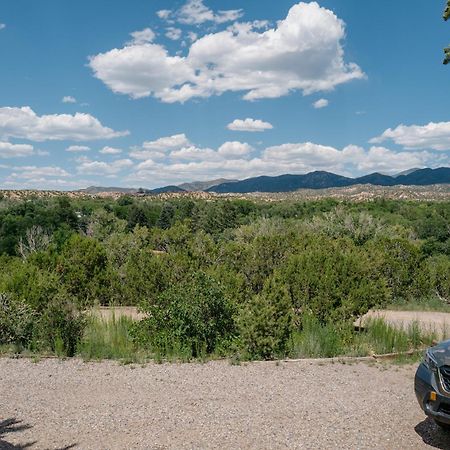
[429,340,450,366]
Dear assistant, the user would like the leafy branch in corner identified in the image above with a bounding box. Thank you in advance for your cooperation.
[444,0,450,64]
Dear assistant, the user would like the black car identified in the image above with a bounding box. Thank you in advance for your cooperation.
[415,340,450,429]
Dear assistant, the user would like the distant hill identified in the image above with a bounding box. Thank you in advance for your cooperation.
[393,168,421,178]
[149,185,186,194]
[179,178,237,192]
[78,168,450,195]
[396,167,450,185]
[207,171,354,193]
[353,173,396,186]
[207,168,450,193]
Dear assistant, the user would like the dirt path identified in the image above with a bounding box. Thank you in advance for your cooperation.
[0,358,448,449]
[356,310,450,336]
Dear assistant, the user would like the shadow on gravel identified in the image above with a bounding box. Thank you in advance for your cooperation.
[415,417,450,449]
[0,418,76,450]
[0,418,35,449]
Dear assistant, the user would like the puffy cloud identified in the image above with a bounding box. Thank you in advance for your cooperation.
[7,165,70,180]
[129,133,191,159]
[353,146,432,173]
[89,2,365,103]
[313,98,329,109]
[169,145,218,161]
[99,146,122,155]
[227,118,273,132]
[2,166,89,189]
[0,106,129,142]
[62,96,77,104]
[157,10,172,20]
[89,44,194,100]
[187,32,198,42]
[218,141,253,157]
[129,28,155,45]
[76,156,133,175]
[126,134,442,187]
[177,0,243,25]
[370,121,450,151]
[0,142,35,158]
[66,145,90,152]
[166,27,182,41]
[0,24,5,31]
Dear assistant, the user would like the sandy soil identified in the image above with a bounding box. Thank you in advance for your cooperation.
[0,358,449,449]
[89,306,145,321]
[356,310,450,336]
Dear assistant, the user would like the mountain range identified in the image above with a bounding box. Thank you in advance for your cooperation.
[80,167,450,195]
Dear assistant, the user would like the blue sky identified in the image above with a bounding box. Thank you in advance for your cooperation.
[0,0,449,189]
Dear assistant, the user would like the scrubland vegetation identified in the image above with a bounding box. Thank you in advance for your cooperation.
[0,195,448,361]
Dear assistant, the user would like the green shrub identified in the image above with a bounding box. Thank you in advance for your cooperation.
[0,293,35,346]
[132,272,234,357]
[34,293,86,356]
[238,274,293,360]
[282,236,389,324]
[59,235,109,307]
[412,255,450,302]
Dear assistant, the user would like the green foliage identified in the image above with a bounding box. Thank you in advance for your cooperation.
[157,202,175,229]
[413,255,450,302]
[290,315,343,358]
[366,237,422,301]
[0,293,35,346]
[34,293,86,356]
[0,195,448,361]
[356,319,434,355]
[133,272,234,357]
[282,236,389,324]
[59,234,109,307]
[78,314,140,361]
[444,1,450,64]
[238,274,293,360]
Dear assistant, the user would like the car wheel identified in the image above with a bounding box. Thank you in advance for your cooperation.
[434,419,450,431]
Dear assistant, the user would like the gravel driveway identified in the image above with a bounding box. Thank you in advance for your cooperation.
[0,358,449,449]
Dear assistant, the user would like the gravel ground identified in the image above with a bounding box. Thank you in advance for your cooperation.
[1,358,449,450]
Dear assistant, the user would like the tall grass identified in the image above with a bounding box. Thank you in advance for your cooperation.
[77,313,145,362]
[71,313,447,362]
[289,316,439,360]
[290,315,344,358]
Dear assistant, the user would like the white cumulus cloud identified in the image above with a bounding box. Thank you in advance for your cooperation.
[313,98,329,109]
[157,10,172,20]
[218,141,253,157]
[89,2,365,103]
[0,142,35,158]
[0,107,129,142]
[165,27,182,41]
[370,121,450,151]
[66,145,90,152]
[129,28,155,45]
[177,0,243,25]
[100,146,122,155]
[0,24,5,31]
[130,133,191,160]
[8,165,70,180]
[76,156,133,175]
[62,96,77,104]
[227,118,273,132]
[125,133,444,188]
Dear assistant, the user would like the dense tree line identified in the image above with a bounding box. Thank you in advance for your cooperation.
[0,195,449,358]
